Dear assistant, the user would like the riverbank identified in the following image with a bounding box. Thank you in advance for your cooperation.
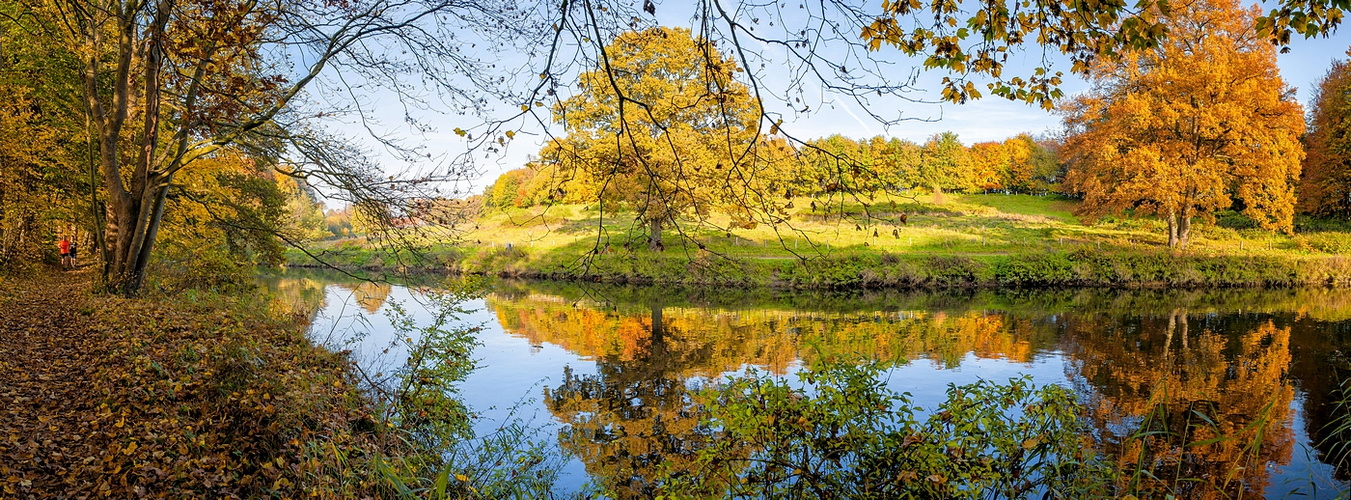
[290,246,1351,289]
[291,194,1351,289]
[0,270,401,498]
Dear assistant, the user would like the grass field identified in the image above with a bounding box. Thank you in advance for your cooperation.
[291,193,1351,288]
[454,193,1346,259]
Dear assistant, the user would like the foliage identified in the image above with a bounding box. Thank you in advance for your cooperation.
[920,132,976,193]
[0,82,76,271]
[365,283,568,498]
[1321,368,1351,482]
[991,253,1076,286]
[1300,50,1351,217]
[547,27,767,250]
[149,149,315,291]
[1059,0,1306,249]
[493,131,1062,214]
[0,269,568,498]
[863,0,1343,108]
[0,10,86,272]
[660,362,1114,498]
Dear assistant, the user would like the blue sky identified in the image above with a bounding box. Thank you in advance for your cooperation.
[306,2,1351,202]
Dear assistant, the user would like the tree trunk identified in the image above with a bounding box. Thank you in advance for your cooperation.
[1165,308,1176,356]
[650,304,663,345]
[1167,209,1179,248]
[648,216,663,251]
[83,0,174,295]
[1179,307,1189,351]
[1178,216,1192,250]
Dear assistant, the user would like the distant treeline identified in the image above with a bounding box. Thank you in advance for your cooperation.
[483,132,1060,210]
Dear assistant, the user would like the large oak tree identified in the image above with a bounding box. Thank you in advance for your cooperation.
[1059,0,1305,249]
[549,27,764,251]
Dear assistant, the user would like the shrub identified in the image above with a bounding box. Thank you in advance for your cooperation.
[1303,233,1351,255]
[991,253,1077,286]
[660,362,1115,498]
[923,256,982,286]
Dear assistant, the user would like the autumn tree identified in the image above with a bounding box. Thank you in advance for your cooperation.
[920,132,975,193]
[801,135,868,195]
[1300,50,1351,217]
[868,137,924,194]
[969,142,1010,192]
[1066,311,1297,496]
[549,27,765,251]
[0,4,90,270]
[484,168,537,210]
[1059,0,1305,249]
[4,0,1338,288]
[27,0,552,294]
[1003,134,1061,194]
[152,148,323,287]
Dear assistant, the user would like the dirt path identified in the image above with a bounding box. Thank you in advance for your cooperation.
[0,271,109,498]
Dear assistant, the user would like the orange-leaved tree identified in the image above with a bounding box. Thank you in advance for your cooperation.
[1299,50,1351,217]
[1059,0,1305,249]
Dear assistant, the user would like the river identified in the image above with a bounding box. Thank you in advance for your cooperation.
[263,269,1351,498]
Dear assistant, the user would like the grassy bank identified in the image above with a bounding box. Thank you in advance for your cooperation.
[291,193,1351,289]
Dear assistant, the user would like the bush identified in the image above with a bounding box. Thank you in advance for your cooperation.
[991,253,1076,286]
[1215,210,1259,229]
[660,361,1115,498]
[923,256,982,286]
[1301,233,1351,255]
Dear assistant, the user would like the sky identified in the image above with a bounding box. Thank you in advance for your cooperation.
[308,1,1351,202]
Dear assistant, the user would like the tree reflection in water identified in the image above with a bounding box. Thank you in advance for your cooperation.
[1066,309,1297,497]
[542,304,725,498]
[261,273,1351,497]
[488,288,1351,497]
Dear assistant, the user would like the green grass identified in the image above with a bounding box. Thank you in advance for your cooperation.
[288,193,1351,288]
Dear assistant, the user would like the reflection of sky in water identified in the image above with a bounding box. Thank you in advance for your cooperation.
[307,286,602,489]
[299,280,1350,498]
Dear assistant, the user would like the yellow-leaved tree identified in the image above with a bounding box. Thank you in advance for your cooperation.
[549,27,765,251]
[1059,0,1305,249]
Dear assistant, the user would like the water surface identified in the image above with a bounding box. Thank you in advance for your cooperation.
[264,270,1351,498]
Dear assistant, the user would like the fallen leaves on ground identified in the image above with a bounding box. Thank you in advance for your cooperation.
[0,270,391,499]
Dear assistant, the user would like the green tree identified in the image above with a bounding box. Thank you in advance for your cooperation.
[920,132,975,193]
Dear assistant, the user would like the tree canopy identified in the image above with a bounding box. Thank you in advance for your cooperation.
[1300,50,1351,217]
[545,27,768,250]
[1059,0,1306,249]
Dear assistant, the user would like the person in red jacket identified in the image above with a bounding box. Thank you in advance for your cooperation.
[58,237,71,269]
